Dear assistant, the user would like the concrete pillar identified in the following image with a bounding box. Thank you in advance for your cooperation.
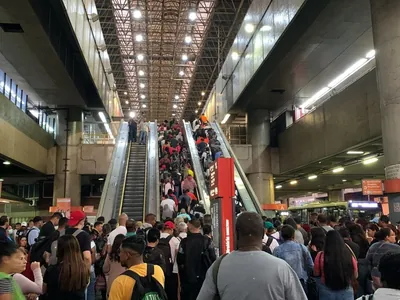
[53,108,83,207]
[247,109,275,205]
[370,0,400,221]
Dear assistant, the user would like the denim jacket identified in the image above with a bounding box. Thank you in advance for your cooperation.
[273,240,314,281]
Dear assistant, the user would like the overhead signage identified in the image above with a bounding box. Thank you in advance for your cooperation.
[262,203,288,210]
[362,179,383,196]
[385,164,400,180]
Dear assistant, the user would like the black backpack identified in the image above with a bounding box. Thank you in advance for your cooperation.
[262,237,274,254]
[123,264,168,300]
[29,235,50,265]
[157,236,173,276]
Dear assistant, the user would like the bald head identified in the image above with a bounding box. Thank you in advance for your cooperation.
[236,212,264,249]
[119,213,128,226]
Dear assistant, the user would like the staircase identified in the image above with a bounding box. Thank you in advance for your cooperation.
[121,143,147,221]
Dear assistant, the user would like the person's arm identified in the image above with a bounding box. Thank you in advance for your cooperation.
[103,255,111,275]
[303,245,314,273]
[313,252,322,277]
[83,250,92,268]
[13,271,43,295]
[207,239,217,263]
[352,257,358,279]
[109,278,125,300]
[283,264,308,300]
[0,278,13,300]
[196,262,217,300]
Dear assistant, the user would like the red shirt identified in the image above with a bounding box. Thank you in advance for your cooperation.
[313,251,357,283]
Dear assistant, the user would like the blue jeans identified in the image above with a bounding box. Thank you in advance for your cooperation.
[318,281,353,300]
[86,269,96,300]
[139,131,147,144]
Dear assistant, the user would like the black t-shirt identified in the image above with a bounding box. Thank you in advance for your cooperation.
[65,228,91,254]
[170,138,178,148]
[40,221,55,238]
[43,264,85,300]
[0,227,6,241]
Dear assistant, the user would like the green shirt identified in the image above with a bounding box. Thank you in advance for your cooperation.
[0,272,25,300]
[126,232,136,238]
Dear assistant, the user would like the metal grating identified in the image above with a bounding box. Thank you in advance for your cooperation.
[95,0,251,120]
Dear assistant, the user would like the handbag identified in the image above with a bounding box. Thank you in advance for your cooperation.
[301,245,319,300]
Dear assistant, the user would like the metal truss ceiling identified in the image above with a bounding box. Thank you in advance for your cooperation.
[95,0,251,120]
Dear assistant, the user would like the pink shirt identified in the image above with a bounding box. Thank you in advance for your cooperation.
[313,251,357,283]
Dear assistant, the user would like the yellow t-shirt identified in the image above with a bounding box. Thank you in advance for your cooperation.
[188,169,194,177]
[108,263,165,300]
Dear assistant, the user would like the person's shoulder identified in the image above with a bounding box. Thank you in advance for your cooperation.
[151,264,165,286]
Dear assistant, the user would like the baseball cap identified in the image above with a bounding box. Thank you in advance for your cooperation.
[264,221,274,230]
[68,211,86,227]
[164,221,175,230]
[21,222,27,227]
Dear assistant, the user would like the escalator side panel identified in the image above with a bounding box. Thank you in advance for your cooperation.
[146,122,160,219]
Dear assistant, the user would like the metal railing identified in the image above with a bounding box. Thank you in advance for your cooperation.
[147,122,160,220]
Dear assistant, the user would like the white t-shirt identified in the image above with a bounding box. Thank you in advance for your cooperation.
[161,198,176,219]
[263,234,279,253]
[160,232,181,273]
[107,226,127,246]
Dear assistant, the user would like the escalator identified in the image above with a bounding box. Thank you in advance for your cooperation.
[120,143,147,220]
[211,122,264,215]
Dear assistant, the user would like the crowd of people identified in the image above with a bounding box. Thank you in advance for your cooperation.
[2,208,400,299]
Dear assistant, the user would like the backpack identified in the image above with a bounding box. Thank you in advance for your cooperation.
[143,247,166,274]
[201,236,214,271]
[262,237,274,254]
[212,253,228,300]
[26,228,40,249]
[157,236,173,276]
[123,264,168,300]
[49,229,82,265]
[29,236,50,266]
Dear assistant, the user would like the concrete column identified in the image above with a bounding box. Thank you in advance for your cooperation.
[247,109,275,205]
[370,0,400,221]
[53,108,83,207]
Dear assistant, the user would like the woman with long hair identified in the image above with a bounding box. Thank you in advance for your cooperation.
[309,227,325,261]
[366,223,379,244]
[366,227,400,289]
[43,235,90,299]
[314,230,358,299]
[346,223,370,258]
[103,234,126,296]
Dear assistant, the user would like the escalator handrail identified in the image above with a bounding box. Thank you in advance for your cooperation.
[119,141,132,215]
[147,121,161,220]
[97,121,129,221]
[182,120,210,213]
[212,122,264,215]
[142,130,149,221]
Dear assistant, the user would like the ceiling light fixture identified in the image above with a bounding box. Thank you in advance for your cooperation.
[135,34,144,42]
[132,8,142,19]
[184,36,192,44]
[363,157,379,165]
[347,151,364,155]
[173,104,178,109]
[290,180,298,185]
[179,70,185,76]
[342,179,347,182]
[182,54,188,61]
[98,177,104,181]
[308,175,318,180]
[172,113,176,116]
[142,104,147,108]
[231,51,239,60]
[260,25,272,32]
[125,101,129,104]
[0,179,3,182]
[221,114,231,124]
[137,54,144,61]
[98,112,114,139]
[198,101,202,106]
[366,49,376,59]
[174,95,179,100]
[3,161,10,165]
[332,167,344,173]
[244,23,255,33]
[140,94,146,100]
[139,83,145,88]
[201,91,205,96]
[129,111,135,118]
[138,70,145,76]
[195,109,199,113]
[275,185,282,189]
[124,91,128,95]
[188,11,197,21]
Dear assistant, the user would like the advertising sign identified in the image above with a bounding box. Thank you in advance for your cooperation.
[56,198,71,218]
[362,179,383,196]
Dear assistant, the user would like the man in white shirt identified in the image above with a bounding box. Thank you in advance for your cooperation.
[107,213,128,252]
[27,216,43,247]
[161,197,176,220]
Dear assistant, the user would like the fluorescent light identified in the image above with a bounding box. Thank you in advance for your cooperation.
[135,34,144,42]
[308,175,317,180]
[221,113,231,124]
[142,104,147,108]
[182,54,188,61]
[201,91,205,96]
[231,51,239,60]
[301,87,330,109]
[290,180,298,185]
[195,110,198,113]
[132,8,142,19]
[327,58,368,89]
[198,101,202,106]
[29,109,39,119]
[173,104,178,109]
[0,179,3,182]
[3,161,11,165]
[260,25,272,32]
[137,54,144,61]
[172,113,176,116]
[347,151,364,155]
[342,179,347,182]
[275,185,282,189]
[174,95,179,100]
[363,157,379,165]
[138,70,145,76]
[129,111,135,118]
[139,83,145,88]
[184,36,192,44]
[333,167,344,173]
[188,11,197,21]
[179,70,184,76]
[125,101,129,104]
[244,23,255,33]
[140,94,146,99]
[124,91,128,95]
[366,49,376,59]
[98,112,114,139]
[98,178,104,181]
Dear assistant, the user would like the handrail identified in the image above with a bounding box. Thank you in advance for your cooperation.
[147,121,160,220]
[142,130,149,221]
[212,122,264,215]
[119,142,132,215]
[182,120,210,213]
